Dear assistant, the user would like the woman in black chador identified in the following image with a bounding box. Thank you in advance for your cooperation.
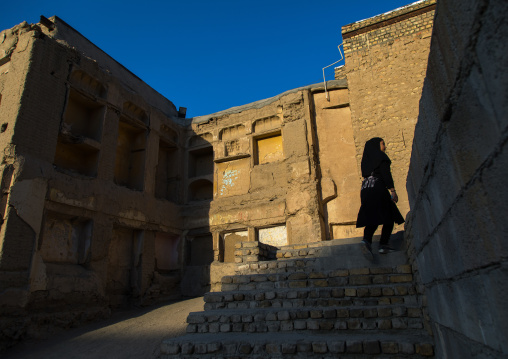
[356,137,404,260]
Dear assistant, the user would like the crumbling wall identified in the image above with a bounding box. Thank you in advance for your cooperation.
[311,87,361,239]
[340,0,436,221]
[0,19,187,349]
[184,87,331,284]
[406,0,508,356]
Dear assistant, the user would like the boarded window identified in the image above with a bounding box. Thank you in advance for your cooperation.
[222,231,248,263]
[187,234,214,266]
[255,133,283,165]
[216,158,250,198]
[155,233,180,271]
[258,225,287,247]
[39,212,92,265]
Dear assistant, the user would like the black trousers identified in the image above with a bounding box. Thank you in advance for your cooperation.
[363,220,394,246]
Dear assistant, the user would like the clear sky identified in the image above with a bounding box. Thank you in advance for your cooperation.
[1,0,413,118]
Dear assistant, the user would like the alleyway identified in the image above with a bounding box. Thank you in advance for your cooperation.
[2,297,204,359]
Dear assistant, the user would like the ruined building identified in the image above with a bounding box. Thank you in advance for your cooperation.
[1,0,506,357]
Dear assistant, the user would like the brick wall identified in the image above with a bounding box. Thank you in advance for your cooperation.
[339,0,436,220]
[406,0,508,356]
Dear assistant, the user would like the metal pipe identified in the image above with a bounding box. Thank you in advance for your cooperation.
[322,43,344,101]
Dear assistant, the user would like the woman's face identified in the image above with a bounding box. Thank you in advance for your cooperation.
[380,140,386,152]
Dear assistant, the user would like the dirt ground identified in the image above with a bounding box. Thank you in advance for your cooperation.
[2,297,204,359]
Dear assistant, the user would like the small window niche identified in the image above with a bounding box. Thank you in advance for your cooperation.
[62,88,104,142]
[254,131,283,165]
[155,232,180,272]
[114,119,147,191]
[186,233,214,266]
[39,212,93,266]
[155,139,179,202]
[188,146,214,178]
[188,179,213,202]
[54,88,104,177]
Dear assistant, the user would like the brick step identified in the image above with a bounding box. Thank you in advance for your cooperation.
[160,332,434,358]
[205,283,417,310]
[186,305,425,334]
[221,268,414,292]
[235,257,319,275]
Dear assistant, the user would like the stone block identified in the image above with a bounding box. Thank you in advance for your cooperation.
[399,342,415,354]
[161,341,180,355]
[312,342,328,354]
[347,319,361,329]
[181,343,194,354]
[392,318,408,329]
[294,320,306,330]
[346,340,362,353]
[350,268,369,275]
[344,288,357,296]
[310,310,323,319]
[265,343,280,354]
[288,272,307,280]
[289,280,307,288]
[331,288,345,297]
[319,320,334,330]
[238,343,252,354]
[220,323,231,332]
[297,342,312,352]
[223,343,237,355]
[328,340,345,354]
[281,343,296,354]
[363,340,380,354]
[377,319,392,329]
[194,343,207,354]
[390,274,412,283]
[370,267,393,274]
[307,320,320,330]
[381,341,399,354]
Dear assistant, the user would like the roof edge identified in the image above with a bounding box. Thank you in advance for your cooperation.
[191,79,348,125]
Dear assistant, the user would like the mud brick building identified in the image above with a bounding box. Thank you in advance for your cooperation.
[1,0,507,357]
[0,0,436,346]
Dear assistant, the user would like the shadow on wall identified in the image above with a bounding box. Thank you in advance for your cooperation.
[180,133,214,297]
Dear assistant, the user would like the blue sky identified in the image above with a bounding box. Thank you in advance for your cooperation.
[1,1,413,118]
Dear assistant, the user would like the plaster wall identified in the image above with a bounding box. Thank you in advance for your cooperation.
[406,0,508,356]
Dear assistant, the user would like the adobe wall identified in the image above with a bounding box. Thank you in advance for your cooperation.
[339,0,436,222]
[186,80,362,290]
[406,0,508,356]
[0,18,193,346]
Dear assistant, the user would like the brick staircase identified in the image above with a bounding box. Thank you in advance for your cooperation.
[160,236,434,358]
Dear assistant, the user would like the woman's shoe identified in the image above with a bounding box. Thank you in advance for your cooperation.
[379,245,396,254]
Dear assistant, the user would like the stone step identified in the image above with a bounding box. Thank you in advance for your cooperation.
[204,283,418,310]
[160,332,434,358]
[221,267,414,292]
[186,305,425,334]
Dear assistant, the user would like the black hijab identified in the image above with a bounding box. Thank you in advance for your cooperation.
[360,137,391,178]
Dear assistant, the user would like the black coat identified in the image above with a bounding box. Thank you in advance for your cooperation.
[356,160,404,228]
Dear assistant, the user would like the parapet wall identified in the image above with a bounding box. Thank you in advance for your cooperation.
[406,0,508,356]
